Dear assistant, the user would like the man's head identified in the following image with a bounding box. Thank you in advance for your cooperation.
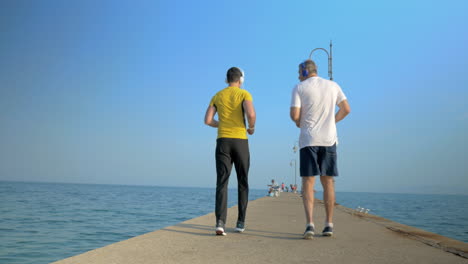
[298,60,317,81]
[226,67,244,86]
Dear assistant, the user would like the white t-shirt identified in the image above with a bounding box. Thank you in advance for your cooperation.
[290,76,347,149]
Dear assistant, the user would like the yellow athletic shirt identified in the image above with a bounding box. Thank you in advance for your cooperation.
[209,86,253,139]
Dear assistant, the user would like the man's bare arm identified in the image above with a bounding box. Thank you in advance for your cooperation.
[204,105,219,127]
[335,99,351,123]
[243,100,256,135]
[290,107,301,128]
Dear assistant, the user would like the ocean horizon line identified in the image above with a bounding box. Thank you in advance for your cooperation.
[1,180,467,196]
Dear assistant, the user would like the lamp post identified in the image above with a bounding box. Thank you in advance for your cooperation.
[289,159,296,187]
[290,141,299,187]
[309,40,333,81]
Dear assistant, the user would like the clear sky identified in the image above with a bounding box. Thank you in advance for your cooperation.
[1,0,467,194]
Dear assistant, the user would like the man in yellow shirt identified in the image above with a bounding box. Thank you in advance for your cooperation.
[204,67,256,236]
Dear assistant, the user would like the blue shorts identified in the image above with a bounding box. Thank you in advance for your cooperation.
[300,144,338,177]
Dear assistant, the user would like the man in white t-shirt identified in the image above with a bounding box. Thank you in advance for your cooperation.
[290,60,351,239]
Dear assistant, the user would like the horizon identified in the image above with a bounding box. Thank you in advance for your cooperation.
[2,180,466,196]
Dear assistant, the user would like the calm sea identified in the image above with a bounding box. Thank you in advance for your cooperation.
[0,181,467,264]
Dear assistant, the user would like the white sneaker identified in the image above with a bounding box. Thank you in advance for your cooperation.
[215,226,226,236]
[234,221,245,233]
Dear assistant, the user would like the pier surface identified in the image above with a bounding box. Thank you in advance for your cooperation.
[53,192,468,264]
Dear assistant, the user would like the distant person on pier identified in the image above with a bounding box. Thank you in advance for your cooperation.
[204,67,256,236]
[290,59,350,239]
[268,179,278,193]
[267,179,280,197]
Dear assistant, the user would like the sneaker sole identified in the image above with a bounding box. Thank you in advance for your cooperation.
[235,228,245,233]
[303,231,314,240]
[322,232,333,237]
[216,227,226,236]
[216,230,226,236]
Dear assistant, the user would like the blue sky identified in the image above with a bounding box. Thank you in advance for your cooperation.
[1,0,467,194]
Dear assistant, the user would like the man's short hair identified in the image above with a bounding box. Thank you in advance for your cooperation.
[226,67,243,83]
[300,60,317,74]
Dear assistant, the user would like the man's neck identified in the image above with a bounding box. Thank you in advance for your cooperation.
[302,74,318,81]
[228,81,241,88]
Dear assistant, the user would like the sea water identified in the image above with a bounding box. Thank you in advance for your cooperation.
[0,181,467,264]
[0,181,267,264]
[332,191,468,243]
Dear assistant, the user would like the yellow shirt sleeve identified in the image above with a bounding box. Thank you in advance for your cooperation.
[244,90,253,101]
[209,95,216,106]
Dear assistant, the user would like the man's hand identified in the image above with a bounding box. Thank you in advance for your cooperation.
[247,127,255,135]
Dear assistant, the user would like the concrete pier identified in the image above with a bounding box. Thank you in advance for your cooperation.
[53,192,468,264]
